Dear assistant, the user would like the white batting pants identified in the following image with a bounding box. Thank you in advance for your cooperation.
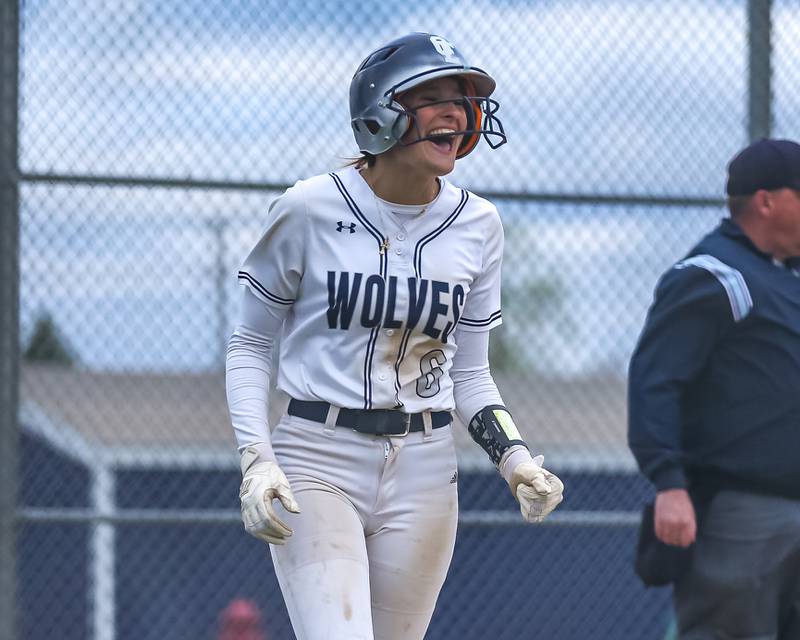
[268,413,459,640]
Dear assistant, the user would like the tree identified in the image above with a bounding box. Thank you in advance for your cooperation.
[490,278,561,373]
[23,313,75,366]
[488,219,565,373]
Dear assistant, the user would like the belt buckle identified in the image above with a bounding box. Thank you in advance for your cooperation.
[370,409,412,436]
[398,412,411,437]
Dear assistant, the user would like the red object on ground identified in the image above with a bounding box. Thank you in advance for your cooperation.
[217,598,267,640]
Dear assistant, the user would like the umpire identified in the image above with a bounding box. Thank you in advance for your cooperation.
[628,138,800,639]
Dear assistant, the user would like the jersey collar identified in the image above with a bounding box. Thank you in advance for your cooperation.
[720,216,800,271]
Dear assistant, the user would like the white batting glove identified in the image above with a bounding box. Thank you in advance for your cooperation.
[505,453,564,523]
[239,445,300,545]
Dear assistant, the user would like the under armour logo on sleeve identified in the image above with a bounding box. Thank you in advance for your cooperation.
[336,221,357,234]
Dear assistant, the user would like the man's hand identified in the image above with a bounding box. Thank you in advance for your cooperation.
[654,488,696,547]
[509,455,564,523]
[239,446,300,545]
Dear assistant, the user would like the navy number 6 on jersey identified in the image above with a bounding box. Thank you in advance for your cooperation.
[416,349,446,398]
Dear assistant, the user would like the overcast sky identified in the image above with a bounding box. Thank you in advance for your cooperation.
[17,0,800,373]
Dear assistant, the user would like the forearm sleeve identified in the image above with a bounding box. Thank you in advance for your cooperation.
[451,327,532,479]
[451,327,504,424]
[225,288,289,456]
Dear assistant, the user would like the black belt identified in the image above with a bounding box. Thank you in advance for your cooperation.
[288,399,452,436]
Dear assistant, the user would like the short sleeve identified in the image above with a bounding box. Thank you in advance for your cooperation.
[238,182,307,309]
[459,208,503,332]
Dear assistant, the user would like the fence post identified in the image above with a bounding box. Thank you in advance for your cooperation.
[91,461,117,640]
[0,2,20,640]
[747,0,772,142]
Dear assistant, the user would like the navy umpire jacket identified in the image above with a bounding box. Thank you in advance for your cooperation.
[628,218,800,500]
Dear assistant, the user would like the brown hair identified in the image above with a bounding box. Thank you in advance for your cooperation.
[727,194,751,219]
[345,153,377,169]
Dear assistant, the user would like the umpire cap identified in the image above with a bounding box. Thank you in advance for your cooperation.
[726,138,800,196]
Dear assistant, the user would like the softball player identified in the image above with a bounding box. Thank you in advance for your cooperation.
[226,32,564,640]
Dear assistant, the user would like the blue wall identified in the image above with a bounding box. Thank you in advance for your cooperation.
[19,434,672,639]
[20,433,90,640]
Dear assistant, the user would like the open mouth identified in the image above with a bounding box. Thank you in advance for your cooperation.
[427,128,458,153]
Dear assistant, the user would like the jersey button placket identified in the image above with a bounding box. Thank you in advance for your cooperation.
[387,226,407,264]
[380,241,406,404]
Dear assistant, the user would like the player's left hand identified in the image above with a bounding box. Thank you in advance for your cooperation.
[509,455,564,523]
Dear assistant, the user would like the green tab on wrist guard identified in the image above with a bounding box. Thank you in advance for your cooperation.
[467,405,528,466]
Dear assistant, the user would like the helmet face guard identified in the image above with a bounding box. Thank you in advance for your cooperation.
[382,94,506,158]
[349,33,507,158]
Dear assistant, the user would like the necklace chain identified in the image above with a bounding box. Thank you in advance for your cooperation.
[365,174,438,256]
[373,200,430,255]
[373,196,393,255]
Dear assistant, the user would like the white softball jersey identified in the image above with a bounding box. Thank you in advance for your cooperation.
[239,165,504,413]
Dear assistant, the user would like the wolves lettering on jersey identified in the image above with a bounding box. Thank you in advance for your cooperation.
[238,166,503,412]
[327,271,465,343]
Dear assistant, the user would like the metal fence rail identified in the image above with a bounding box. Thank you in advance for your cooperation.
[17,507,641,527]
[19,170,728,208]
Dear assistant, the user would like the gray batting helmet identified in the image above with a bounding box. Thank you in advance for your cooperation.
[349,32,506,158]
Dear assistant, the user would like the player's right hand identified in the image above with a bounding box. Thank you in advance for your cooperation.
[239,446,300,545]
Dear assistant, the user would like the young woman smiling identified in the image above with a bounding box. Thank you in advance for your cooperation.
[226,32,564,640]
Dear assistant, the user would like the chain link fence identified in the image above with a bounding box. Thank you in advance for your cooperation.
[3,0,799,638]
